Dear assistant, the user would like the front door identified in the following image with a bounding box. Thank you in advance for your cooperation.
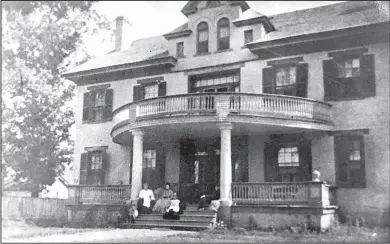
[264,136,312,182]
[179,138,220,203]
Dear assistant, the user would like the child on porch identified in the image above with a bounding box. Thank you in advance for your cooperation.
[129,204,138,223]
[163,193,181,220]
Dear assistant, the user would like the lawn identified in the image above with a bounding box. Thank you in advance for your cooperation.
[2,220,389,243]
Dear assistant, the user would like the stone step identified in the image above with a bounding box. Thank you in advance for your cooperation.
[138,214,215,221]
[134,219,211,227]
[120,222,209,231]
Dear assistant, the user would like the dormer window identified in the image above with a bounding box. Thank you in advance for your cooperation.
[217,18,230,50]
[197,22,209,54]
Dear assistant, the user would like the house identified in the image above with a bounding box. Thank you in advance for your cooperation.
[62,1,389,229]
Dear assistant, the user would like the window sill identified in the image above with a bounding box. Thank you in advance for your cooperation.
[193,52,211,57]
[213,48,233,54]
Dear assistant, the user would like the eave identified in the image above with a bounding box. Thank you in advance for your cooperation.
[62,56,177,84]
[163,30,192,40]
[233,16,275,32]
[246,22,389,59]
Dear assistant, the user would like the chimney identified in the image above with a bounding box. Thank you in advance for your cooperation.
[115,16,132,51]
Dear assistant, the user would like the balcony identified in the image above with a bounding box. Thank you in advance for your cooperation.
[67,185,131,205]
[111,93,333,141]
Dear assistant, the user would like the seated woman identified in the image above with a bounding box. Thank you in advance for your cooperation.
[163,193,180,220]
[198,185,220,210]
[153,183,173,213]
[137,183,155,214]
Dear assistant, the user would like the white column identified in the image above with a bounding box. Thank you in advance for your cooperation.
[130,129,144,200]
[217,122,233,202]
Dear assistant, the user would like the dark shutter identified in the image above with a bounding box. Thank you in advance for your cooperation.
[296,63,308,98]
[334,136,349,187]
[82,92,90,122]
[262,67,275,94]
[80,153,88,184]
[264,142,278,182]
[360,54,375,97]
[101,150,108,185]
[133,85,143,102]
[158,81,167,97]
[104,89,113,120]
[323,59,338,100]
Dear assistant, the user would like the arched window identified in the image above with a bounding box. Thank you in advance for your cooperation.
[197,22,209,54]
[217,18,230,50]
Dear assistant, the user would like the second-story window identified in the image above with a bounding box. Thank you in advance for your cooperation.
[176,42,184,58]
[144,84,159,99]
[217,18,230,50]
[83,87,113,123]
[133,77,167,101]
[244,29,253,44]
[336,58,360,78]
[275,66,297,96]
[197,22,209,54]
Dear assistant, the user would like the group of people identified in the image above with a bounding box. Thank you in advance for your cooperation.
[120,182,221,224]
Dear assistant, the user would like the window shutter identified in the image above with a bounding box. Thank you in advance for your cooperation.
[296,63,308,98]
[323,59,338,100]
[360,54,375,97]
[82,92,90,122]
[262,67,275,94]
[158,81,167,97]
[334,136,349,187]
[133,85,143,102]
[101,150,108,185]
[80,153,88,184]
[104,89,113,120]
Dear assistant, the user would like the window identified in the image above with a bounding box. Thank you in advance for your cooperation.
[278,146,299,167]
[244,30,253,44]
[80,148,108,185]
[197,22,209,54]
[144,84,159,99]
[335,135,366,188]
[133,79,167,101]
[336,58,360,78]
[142,149,157,188]
[143,150,156,169]
[176,42,184,57]
[263,61,308,97]
[323,51,375,100]
[275,66,297,95]
[83,88,113,123]
[217,18,230,50]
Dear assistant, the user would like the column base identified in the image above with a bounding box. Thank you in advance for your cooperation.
[219,200,233,228]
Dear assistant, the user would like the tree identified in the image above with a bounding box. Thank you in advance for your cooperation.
[2,1,112,197]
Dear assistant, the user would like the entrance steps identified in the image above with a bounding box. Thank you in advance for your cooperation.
[119,204,216,231]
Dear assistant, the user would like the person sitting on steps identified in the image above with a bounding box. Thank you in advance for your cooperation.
[198,185,220,210]
[163,193,181,220]
[137,182,155,214]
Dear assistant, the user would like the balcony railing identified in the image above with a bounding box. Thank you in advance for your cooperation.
[67,185,131,205]
[133,93,332,123]
[232,182,334,206]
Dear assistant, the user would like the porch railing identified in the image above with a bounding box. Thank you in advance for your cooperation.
[67,185,131,205]
[133,93,332,123]
[232,181,334,206]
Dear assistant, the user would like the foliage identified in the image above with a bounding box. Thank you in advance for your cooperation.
[2,1,111,196]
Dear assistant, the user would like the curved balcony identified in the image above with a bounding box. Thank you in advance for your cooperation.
[111,93,333,142]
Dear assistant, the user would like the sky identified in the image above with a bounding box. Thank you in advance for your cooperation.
[86,1,345,56]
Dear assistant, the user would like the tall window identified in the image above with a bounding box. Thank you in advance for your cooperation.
[244,30,253,44]
[80,148,108,185]
[275,66,297,96]
[142,149,157,186]
[335,135,366,188]
[217,18,230,50]
[197,22,209,54]
[278,146,299,167]
[144,84,159,99]
[83,88,113,123]
[176,42,184,58]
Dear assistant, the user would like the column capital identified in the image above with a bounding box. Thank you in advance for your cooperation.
[130,129,144,136]
[216,122,233,131]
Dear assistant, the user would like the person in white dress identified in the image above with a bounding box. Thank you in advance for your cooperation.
[163,193,181,219]
[138,183,155,214]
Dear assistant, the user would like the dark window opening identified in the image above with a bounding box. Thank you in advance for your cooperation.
[217,18,230,50]
[197,22,209,54]
[244,30,253,44]
[177,42,184,57]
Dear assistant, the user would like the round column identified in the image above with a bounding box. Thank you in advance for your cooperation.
[130,129,144,201]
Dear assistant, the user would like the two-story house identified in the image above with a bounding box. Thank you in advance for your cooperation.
[63,1,389,229]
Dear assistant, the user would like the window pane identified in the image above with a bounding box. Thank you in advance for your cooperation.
[144,84,158,99]
[219,27,229,38]
[199,31,208,42]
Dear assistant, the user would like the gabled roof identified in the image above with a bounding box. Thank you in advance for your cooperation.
[232,9,274,31]
[181,1,249,17]
[163,22,192,40]
[63,35,173,77]
[249,1,389,45]
[235,9,265,21]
